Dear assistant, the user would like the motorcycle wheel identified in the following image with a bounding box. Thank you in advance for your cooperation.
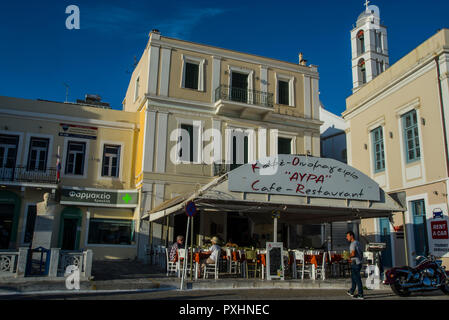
[390,283,411,297]
[441,279,449,295]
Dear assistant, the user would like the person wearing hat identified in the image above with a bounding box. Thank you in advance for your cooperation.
[201,236,222,269]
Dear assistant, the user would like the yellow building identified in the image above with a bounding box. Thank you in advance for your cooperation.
[0,96,140,260]
[343,27,449,268]
[124,30,324,250]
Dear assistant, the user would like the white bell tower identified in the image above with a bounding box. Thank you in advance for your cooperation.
[351,1,389,91]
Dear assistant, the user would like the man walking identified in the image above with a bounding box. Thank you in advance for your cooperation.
[346,231,365,299]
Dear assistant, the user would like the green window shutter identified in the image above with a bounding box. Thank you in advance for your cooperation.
[402,110,420,163]
[371,127,385,173]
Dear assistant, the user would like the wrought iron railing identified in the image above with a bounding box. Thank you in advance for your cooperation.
[215,85,274,108]
[0,166,58,184]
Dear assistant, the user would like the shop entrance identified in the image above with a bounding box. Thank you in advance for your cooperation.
[227,212,250,247]
[0,204,15,249]
[59,207,82,250]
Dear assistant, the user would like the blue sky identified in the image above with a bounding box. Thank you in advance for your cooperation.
[0,0,448,116]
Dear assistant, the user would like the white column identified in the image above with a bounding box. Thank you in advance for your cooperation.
[303,75,311,118]
[258,127,267,160]
[304,131,312,155]
[212,56,222,102]
[212,119,222,163]
[155,112,168,173]
[143,109,157,173]
[269,129,278,156]
[147,45,160,95]
[159,47,172,97]
[311,78,320,120]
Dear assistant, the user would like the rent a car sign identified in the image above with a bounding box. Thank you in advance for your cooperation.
[228,155,380,201]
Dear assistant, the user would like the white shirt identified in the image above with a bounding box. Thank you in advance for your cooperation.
[209,244,221,262]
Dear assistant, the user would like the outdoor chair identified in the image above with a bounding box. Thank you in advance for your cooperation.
[244,249,262,279]
[203,255,219,280]
[314,252,328,280]
[165,248,177,277]
[177,248,196,278]
[294,250,313,280]
[226,248,240,275]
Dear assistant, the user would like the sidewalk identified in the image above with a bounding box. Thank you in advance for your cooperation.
[0,260,387,295]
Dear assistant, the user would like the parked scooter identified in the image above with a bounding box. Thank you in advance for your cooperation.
[384,255,449,297]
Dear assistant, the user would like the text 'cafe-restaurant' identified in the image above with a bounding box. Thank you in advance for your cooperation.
[144,154,405,260]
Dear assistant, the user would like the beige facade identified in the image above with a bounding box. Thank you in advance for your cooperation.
[0,96,140,260]
[123,31,323,250]
[343,29,449,267]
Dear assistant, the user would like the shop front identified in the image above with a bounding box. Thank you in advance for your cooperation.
[59,187,139,260]
[144,155,405,259]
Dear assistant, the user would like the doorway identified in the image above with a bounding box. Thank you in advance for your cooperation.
[411,199,429,257]
[227,212,250,247]
[59,207,82,251]
[0,204,15,249]
[230,72,248,103]
[379,218,393,267]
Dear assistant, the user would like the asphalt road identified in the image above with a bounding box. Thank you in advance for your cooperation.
[2,288,449,300]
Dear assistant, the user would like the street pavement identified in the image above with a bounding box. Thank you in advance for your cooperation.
[1,287,449,300]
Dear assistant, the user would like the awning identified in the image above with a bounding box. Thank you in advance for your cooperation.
[142,156,405,224]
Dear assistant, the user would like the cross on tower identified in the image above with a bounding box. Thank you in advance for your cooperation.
[364,0,370,11]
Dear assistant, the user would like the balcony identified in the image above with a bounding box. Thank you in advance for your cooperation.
[0,166,58,186]
[214,85,274,118]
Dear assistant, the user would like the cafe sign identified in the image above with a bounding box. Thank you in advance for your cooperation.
[228,155,380,201]
[60,187,138,208]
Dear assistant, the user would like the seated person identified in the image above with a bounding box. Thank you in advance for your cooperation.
[225,238,238,248]
[201,236,221,268]
[169,235,184,261]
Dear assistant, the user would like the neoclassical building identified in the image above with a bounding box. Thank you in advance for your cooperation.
[344,4,449,268]
[124,30,325,252]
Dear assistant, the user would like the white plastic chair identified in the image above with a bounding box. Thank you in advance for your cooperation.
[226,248,240,274]
[165,248,177,276]
[294,250,313,280]
[314,252,328,280]
[203,255,219,280]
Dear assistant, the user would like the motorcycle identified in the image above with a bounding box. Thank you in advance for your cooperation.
[384,255,449,297]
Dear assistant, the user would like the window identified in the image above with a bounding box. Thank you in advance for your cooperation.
[179,124,195,162]
[0,134,19,169]
[278,137,292,155]
[88,218,135,245]
[357,30,365,55]
[184,62,199,90]
[371,127,385,172]
[231,134,249,171]
[102,145,120,177]
[402,110,421,163]
[278,80,289,105]
[375,31,382,51]
[359,59,366,84]
[23,205,37,244]
[231,71,249,103]
[65,141,86,175]
[27,137,49,171]
[134,76,140,101]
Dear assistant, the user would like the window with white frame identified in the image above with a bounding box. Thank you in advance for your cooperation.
[276,75,294,106]
[177,123,201,163]
[102,144,120,177]
[181,55,205,91]
[402,110,421,163]
[371,126,385,173]
[27,137,49,171]
[65,141,86,175]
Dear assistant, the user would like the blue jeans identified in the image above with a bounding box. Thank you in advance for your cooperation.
[350,263,363,296]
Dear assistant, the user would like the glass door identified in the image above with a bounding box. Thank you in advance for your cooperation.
[379,218,392,267]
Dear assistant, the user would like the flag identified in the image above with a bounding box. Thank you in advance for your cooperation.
[56,146,61,183]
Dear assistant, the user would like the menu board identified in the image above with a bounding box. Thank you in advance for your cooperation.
[266,242,284,280]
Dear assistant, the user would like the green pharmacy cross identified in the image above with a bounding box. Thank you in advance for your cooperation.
[122,193,132,204]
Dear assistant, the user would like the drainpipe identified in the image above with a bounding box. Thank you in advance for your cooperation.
[435,55,449,176]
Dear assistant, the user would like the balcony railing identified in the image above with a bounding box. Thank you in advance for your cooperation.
[0,166,58,185]
[215,85,274,108]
